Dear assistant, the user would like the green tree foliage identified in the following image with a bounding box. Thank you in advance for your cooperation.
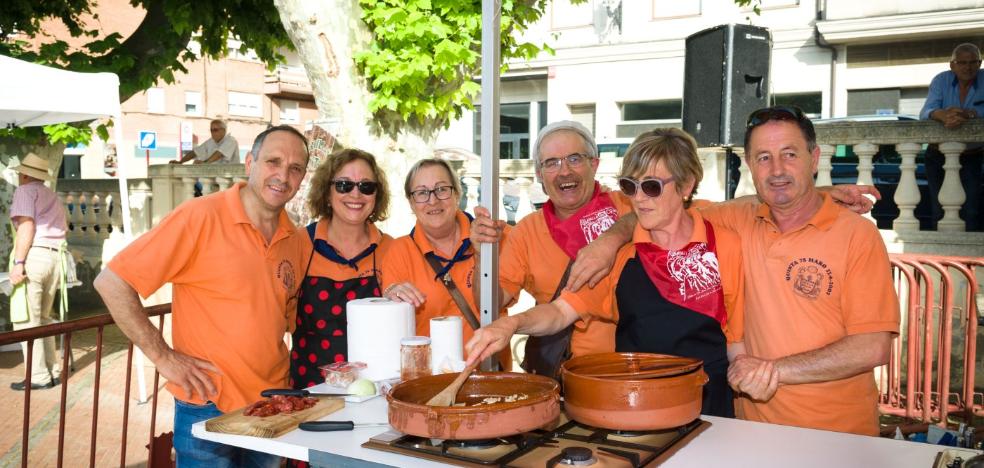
[1,0,292,144]
[355,0,553,130]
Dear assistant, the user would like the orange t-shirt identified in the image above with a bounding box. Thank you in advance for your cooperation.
[560,208,744,344]
[298,219,393,283]
[701,193,900,436]
[382,210,511,368]
[499,191,634,357]
[108,183,304,412]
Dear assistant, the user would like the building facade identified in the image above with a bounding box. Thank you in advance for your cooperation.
[435,0,984,158]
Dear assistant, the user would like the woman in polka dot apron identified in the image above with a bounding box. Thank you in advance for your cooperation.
[290,149,393,389]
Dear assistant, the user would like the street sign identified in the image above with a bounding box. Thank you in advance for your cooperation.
[139,131,157,150]
[180,122,193,151]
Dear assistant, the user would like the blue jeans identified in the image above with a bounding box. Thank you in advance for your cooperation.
[173,399,282,468]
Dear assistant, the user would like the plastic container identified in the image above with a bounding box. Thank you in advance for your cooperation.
[319,361,367,387]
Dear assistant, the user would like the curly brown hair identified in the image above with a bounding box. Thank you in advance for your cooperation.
[307,148,390,223]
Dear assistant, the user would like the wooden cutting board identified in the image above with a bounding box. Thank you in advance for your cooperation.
[205,397,345,438]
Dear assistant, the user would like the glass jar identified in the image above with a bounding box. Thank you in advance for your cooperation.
[400,336,432,382]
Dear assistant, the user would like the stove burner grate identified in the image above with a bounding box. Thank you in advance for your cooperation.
[371,419,705,467]
[390,431,554,466]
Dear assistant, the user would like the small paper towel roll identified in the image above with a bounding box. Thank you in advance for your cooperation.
[347,298,415,381]
[430,316,463,373]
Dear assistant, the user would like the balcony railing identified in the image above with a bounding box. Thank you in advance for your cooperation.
[452,119,984,257]
[52,119,984,276]
[263,68,314,100]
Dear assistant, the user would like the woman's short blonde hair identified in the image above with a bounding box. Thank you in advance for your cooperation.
[619,128,703,204]
[403,158,462,199]
[308,148,390,223]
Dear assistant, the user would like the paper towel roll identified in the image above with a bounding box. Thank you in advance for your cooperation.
[347,298,415,381]
[430,316,463,373]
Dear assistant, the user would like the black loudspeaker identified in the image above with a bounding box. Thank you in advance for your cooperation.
[683,24,772,147]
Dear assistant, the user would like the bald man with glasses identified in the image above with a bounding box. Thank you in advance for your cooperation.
[921,42,984,231]
[171,119,241,165]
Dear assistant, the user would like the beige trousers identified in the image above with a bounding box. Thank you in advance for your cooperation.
[12,246,62,384]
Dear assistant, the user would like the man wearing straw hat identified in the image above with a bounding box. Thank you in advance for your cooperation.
[8,152,67,391]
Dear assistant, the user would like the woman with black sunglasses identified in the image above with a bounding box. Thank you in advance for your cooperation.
[289,148,392,390]
[466,128,744,417]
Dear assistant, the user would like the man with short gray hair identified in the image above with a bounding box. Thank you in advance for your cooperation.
[471,120,630,377]
[920,42,984,230]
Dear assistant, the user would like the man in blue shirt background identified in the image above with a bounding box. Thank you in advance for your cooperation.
[920,42,984,231]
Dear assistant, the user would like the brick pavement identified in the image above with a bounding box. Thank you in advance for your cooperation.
[0,316,175,467]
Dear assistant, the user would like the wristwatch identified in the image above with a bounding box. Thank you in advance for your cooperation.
[13,259,25,266]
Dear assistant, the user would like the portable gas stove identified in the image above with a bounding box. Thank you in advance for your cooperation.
[362,417,709,467]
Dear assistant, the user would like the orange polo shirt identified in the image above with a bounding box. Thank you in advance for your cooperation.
[382,210,511,368]
[561,208,744,344]
[298,219,393,283]
[108,183,304,412]
[701,193,900,436]
[499,191,634,357]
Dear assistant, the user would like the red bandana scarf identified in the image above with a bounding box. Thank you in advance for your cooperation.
[634,220,727,326]
[542,182,619,260]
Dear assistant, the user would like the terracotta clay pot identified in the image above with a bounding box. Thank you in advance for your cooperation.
[561,352,708,430]
[387,372,560,440]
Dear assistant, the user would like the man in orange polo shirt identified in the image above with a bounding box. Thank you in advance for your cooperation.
[471,120,629,378]
[709,107,899,436]
[94,125,309,467]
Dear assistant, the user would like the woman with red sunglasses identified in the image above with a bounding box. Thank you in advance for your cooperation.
[466,128,744,418]
[289,149,393,390]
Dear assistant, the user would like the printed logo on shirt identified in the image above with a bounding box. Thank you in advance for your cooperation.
[579,207,619,244]
[785,258,834,299]
[666,243,722,301]
[277,259,296,292]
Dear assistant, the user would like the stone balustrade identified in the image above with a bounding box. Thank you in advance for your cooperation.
[454,119,984,257]
[56,120,984,262]
[147,163,246,227]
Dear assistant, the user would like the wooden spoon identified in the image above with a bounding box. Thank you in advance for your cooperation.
[426,360,480,407]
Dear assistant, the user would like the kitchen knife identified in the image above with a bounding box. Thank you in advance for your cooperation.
[260,388,353,398]
[298,421,390,432]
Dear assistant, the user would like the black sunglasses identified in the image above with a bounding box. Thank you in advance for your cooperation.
[746,106,807,129]
[618,177,674,198]
[332,179,378,195]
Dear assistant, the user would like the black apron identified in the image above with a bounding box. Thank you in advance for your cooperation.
[289,227,381,390]
[614,256,734,418]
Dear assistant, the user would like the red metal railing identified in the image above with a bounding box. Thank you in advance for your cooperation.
[879,253,983,426]
[0,304,172,468]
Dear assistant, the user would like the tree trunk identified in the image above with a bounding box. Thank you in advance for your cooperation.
[273,0,437,235]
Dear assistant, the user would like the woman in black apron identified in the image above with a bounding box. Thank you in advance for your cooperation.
[290,149,393,390]
[465,128,744,418]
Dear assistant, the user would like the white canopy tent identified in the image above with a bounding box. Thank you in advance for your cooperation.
[0,54,145,399]
[0,54,134,240]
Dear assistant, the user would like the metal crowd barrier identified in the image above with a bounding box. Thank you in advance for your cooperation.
[879,253,984,427]
[0,304,172,468]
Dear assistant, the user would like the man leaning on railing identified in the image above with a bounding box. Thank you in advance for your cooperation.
[920,42,984,232]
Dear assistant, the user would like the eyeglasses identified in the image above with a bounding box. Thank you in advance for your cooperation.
[332,179,378,195]
[210,127,222,132]
[539,153,591,173]
[618,176,674,198]
[953,59,982,67]
[746,106,807,129]
[410,185,454,203]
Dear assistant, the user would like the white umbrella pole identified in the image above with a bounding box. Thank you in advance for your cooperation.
[111,111,148,404]
[478,0,502,371]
